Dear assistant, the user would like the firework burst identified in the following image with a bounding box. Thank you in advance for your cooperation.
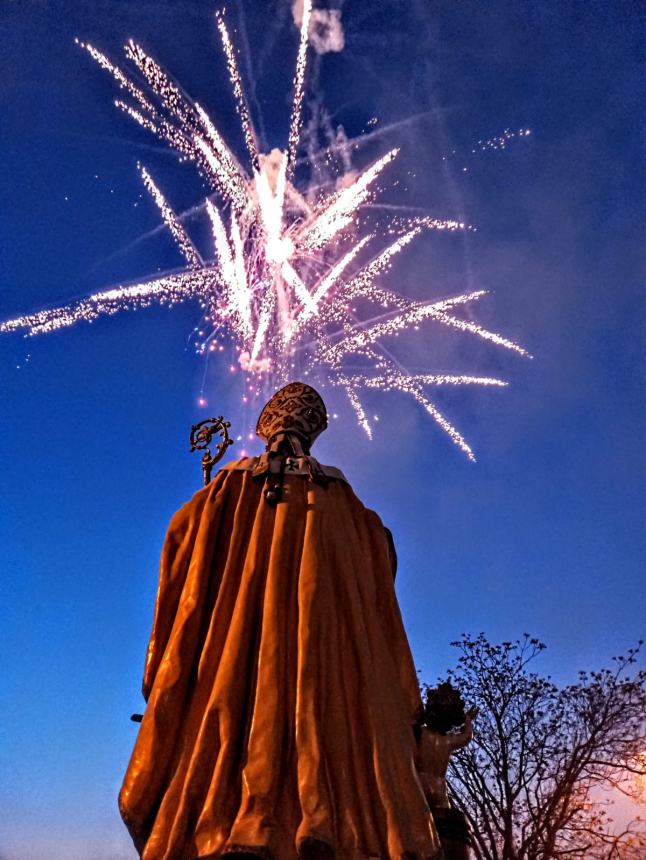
[1,1,529,460]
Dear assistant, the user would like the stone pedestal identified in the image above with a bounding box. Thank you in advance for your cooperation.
[431,808,473,860]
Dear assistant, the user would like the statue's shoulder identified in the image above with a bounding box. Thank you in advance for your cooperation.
[219,456,257,473]
[219,454,350,485]
[168,466,239,530]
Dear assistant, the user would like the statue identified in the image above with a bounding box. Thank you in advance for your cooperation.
[119,382,442,860]
[415,683,478,859]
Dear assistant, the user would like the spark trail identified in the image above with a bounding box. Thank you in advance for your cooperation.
[2,4,528,459]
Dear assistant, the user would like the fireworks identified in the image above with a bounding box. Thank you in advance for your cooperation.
[1,5,528,460]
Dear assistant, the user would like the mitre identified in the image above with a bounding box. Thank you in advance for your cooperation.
[255,381,328,450]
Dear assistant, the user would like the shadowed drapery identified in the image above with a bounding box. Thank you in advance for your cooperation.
[119,466,441,860]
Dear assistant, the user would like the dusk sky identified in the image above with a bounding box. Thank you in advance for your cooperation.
[2,2,645,858]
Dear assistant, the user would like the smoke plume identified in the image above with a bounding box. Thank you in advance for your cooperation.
[292,1,345,55]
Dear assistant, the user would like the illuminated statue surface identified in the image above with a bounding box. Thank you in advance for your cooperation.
[416,711,477,809]
[119,382,442,860]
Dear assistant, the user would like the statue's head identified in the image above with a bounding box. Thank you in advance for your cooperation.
[421,682,467,735]
[256,381,327,452]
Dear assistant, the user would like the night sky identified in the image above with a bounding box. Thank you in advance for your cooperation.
[2,2,645,857]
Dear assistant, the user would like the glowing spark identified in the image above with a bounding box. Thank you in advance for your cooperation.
[281,261,318,317]
[323,292,501,363]
[304,149,399,250]
[338,370,479,459]
[125,40,192,126]
[114,100,159,135]
[250,290,275,363]
[414,217,466,231]
[339,373,508,388]
[1,272,204,336]
[254,152,289,262]
[287,0,312,172]
[474,127,532,153]
[216,11,258,167]
[194,131,247,210]
[75,40,156,117]
[310,236,371,312]
[429,310,530,356]
[416,389,476,461]
[443,128,532,162]
[205,201,251,338]
[340,228,423,306]
[345,385,373,440]
[230,214,250,324]
[139,166,201,269]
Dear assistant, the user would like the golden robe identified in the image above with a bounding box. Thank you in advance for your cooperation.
[120,461,440,860]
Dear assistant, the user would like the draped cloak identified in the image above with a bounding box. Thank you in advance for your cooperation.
[119,459,441,860]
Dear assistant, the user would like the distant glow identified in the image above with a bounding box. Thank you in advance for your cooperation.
[2,13,529,459]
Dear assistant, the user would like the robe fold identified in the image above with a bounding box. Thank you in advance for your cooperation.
[119,462,441,860]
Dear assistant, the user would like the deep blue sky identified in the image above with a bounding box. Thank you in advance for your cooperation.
[2,2,645,857]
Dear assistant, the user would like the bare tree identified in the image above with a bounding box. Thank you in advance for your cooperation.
[424,634,646,860]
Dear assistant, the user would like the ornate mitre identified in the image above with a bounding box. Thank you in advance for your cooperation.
[256,381,328,450]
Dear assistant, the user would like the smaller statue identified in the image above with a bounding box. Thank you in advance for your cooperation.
[416,682,478,809]
[415,682,478,859]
